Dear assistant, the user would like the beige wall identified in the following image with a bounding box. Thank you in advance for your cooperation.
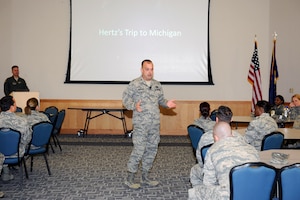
[1,0,299,135]
[0,0,299,101]
[40,99,252,136]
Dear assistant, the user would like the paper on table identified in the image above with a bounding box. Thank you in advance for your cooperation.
[270,152,289,164]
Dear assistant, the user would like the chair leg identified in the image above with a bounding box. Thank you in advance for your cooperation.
[30,156,33,172]
[20,161,23,190]
[52,135,57,146]
[49,141,55,153]
[54,135,62,151]
[23,158,28,179]
[19,158,28,190]
[43,154,51,176]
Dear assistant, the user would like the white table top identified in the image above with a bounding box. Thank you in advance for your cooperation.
[278,128,300,139]
[231,116,294,129]
[232,116,254,123]
[235,128,300,140]
[259,149,300,168]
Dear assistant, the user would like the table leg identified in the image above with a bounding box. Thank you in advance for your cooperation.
[82,110,92,137]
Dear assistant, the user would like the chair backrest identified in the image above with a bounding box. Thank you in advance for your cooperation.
[16,107,23,112]
[201,143,213,163]
[210,109,218,121]
[229,162,277,200]
[261,131,284,151]
[279,163,300,200]
[187,124,204,150]
[53,109,66,134]
[0,128,21,157]
[30,122,53,147]
[44,106,59,124]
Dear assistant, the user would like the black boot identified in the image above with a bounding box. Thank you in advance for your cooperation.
[124,172,141,189]
[1,166,14,182]
[141,171,159,186]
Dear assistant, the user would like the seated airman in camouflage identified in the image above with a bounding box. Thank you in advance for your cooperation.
[0,96,32,181]
[244,100,278,151]
[190,106,243,187]
[188,122,259,200]
[192,102,216,133]
[24,97,50,127]
[289,94,300,120]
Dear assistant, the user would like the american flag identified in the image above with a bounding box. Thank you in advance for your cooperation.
[248,40,262,113]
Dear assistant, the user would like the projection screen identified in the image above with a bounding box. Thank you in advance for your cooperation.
[66,0,213,85]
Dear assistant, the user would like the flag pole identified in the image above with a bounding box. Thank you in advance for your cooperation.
[273,32,277,40]
[269,32,279,106]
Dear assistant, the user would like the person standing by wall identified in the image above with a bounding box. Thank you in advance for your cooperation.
[122,59,176,189]
[4,65,29,96]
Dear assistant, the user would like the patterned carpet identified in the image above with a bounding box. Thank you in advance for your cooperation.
[1,135,195,200]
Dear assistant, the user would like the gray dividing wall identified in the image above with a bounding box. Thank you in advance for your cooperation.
[0,0,299,102]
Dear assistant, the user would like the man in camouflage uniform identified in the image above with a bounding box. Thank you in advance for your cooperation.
[0,96,32,181]
[0,153,5,197]
[244,100,278,151]
[190,106,243,187]
[188,122,259,200]
[122,59,176,189]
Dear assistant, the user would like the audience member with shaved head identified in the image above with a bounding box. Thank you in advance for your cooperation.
[190,106,243,187]
[188,122,259,200]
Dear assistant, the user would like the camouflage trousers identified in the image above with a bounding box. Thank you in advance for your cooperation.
[188,184,228,200]
[127,123,160,173]
[0,153,4,172]
[190,164,204,187]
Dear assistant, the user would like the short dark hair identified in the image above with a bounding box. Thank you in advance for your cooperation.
[11,65,19,70]
[0,96,14,112]
[216,106,233,123]
[256,100,271,113]
[199,102,210,118]
[276,95,285,103]
[141,59,152,67]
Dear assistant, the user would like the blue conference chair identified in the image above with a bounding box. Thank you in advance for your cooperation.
[278,163,300,200]
[210,109,218,121]
[16,107,23,112]
[44,106,59,125]
[44,106,59,153]
[200,143,213,164]
[261,131,284,151]
[229,162,277,200]
[0,128,28,188]
[26,122,53,176]
[51,109,65,152]
[187,124,204,156]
